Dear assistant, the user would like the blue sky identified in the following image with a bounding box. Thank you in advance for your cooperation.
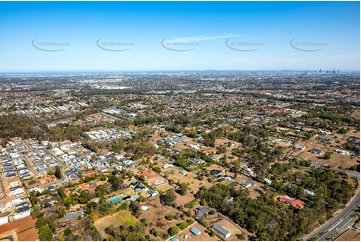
[0,1,359,72]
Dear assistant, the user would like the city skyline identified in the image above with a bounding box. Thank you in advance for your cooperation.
[0,1,359,72]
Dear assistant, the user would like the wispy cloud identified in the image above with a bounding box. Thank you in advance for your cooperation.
[260,35,287,40]
[169,34,246,43]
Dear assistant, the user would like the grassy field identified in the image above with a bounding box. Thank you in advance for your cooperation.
[94,210,139,238]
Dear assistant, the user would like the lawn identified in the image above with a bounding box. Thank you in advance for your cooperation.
[94,210,139,238]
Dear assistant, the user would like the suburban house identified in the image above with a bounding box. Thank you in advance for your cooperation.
[278,196,304,209]
[318,135,334,143]
[210,169,223,177]
[41,175,53,183]
[241,181,253,188]
[68,173,79,181]
[335,149,350,155]
[226,197,234,203]
[212,223,232,239]
[130,181,141,188]
[39,197,58,207]
[147,189,159,197]
[195,207,212,218]
[134,185,146,193]
[82,170,95,178]
[293,144,305,151]
[78,183,95,193]
[163,164,174,169]
[46,185,57,193]
[309,148,323,155]
[179,170,188,175]
[140,171,157,180]
[264,178,272,185]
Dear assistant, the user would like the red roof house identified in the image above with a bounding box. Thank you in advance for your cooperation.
[78,183,94,193]
[290,199,304,209]
[82,170,95,178]
[140,171,157,180]
[278,196,304,209]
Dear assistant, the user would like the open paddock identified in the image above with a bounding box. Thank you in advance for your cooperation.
[139,196,186,236]
[175,221,220,241]
[94,210,139,238]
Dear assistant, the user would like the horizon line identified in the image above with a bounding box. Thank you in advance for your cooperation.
[0,69,360,74]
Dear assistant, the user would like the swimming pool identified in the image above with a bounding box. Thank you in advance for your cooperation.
[108,196,122,204]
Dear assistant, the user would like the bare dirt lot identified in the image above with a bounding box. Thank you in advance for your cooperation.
[335,228,360,241]
[292,134,359,169]
[139,197,186,236]
[174,189,196,207]
[215,218,246,241]
[159,164,213,206]
[0,216,38,241]
[175,221,220,241]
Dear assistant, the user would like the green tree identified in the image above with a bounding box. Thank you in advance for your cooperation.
[129,201,140,217]
[96,184,107,197]
[46,168,55,175]
[39,225,53,241]
[168,226,181,236]
[177,221,189,230]
[200,198,208,206]
[323,152,332,160]
[153,167,161,173]
[64,228,72,236]
[108,175,121,191]
[55,166,62,179]
[58,187,66,199]
[162,189,177,206]
[178,182,188,195]
[105,222,145,240]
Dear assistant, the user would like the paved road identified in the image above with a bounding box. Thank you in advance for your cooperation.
[318,211,357,241]
[303,164,360,241]
[304,190,360,241]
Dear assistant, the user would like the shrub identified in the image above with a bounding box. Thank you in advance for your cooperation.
[165,214,174,221]
[177,222,189,230]
[168,226,181,236]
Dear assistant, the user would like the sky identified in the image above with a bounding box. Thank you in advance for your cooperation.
[0,1,359,72]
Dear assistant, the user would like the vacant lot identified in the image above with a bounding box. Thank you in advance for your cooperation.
[335,229,360,241]
[161,164,213,189]
[139,196,185,236]
[94,210,139,238]
[164,169,214,206]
